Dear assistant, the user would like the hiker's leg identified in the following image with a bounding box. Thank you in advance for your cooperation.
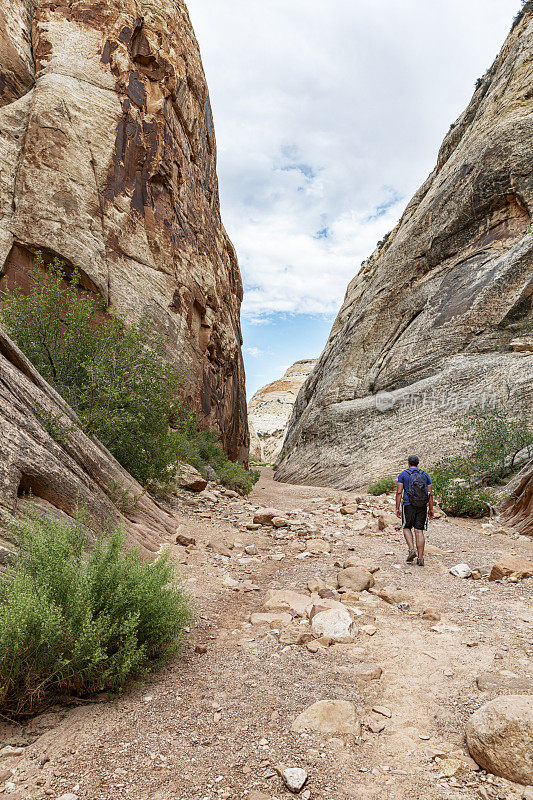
[403,527,415,551]
[414,528,425,558]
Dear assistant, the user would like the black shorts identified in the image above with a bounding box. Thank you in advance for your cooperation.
[402,505,428,531]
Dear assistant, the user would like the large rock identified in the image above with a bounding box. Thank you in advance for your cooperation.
[337,566,374,592]
[0,327,177,555]
[247,360,317,463]
[310,607,357,643]
[291,700,361,735]
[263,589,312,618]
[466,695,533,784]
[0,0,247,462]
[276,11,533,489]
[175,464,207,493]
[489,555,533,580]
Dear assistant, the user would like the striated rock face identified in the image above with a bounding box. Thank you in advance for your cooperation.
[502,461,533,536]
[0,326,177,556]
[0,0,247,462]
[277,12,533,492]
[248,360,317,463]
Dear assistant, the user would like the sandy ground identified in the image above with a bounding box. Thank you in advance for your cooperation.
[0,468,532,800]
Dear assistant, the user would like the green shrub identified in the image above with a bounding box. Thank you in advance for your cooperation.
[431,405,533,517]
[0,507,191,717]
[1,253,258,494]
[172,407,259,495]
[437,482,494,518]
[367,476,395,495]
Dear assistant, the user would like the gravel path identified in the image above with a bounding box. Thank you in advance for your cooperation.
[0,468,531,800]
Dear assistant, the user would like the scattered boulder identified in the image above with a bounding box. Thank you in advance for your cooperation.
[489,555,533,582]
[449,563,472,579]
[310,608,357,643]
[253,508,284,525]
[343,557,379,573]
[250,612,293,627]
[176,533,196,547]
[279,767,308,793]
[337,567,374,592]
[309,599,347,620]
[176,464,208,492]
[466,695,533,784]
[263,589,312,618]
[305,538,331,554]
[307,577,327,593]
[352,663,382,681]
[291,700,361,735]
[475,672,532,694]
[340,504,359,515]
[376,586,411,605]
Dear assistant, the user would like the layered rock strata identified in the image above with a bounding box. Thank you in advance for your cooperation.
[277,12,533,497]
[0,326,177,556]
[0,0,247,461]
[248,360,317,462]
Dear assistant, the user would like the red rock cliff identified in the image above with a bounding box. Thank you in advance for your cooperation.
[0,0,248,461]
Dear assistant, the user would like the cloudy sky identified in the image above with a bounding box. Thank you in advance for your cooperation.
[187,0,521,397]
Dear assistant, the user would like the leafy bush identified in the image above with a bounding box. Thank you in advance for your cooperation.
[172,407,259,495]
[0,507,191,717]
[431,405,533,517]
[436,482,494,518]
[1,253,258,494]
[367,476,395,495]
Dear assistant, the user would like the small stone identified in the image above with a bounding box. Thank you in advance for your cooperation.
[340,503,359,514]
[272,517,290,528]
[280,767,308,793]
[195,644,208,654]
[253,508,284,525]
[368,720,386,733]
[318,588,336,599]
[222,574,239,588]
[372,706,392,718]
[422,608,441,621]
[306,640,320,653]
[0,746,24,759]
[449,563,472,579]
[305,538,331,554]
[307,577,327,593]
[471,569,482,580]
[292,700,361,735]
[246,523,261,531]
[176,533,196,547]
[361,624,378,636]
[352,663,382,681]
[244,544,258,555]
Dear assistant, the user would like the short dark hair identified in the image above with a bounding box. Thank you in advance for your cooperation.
[408,455,419,466]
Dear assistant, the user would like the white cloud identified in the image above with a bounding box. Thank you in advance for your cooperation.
[244,346,263,358]
[187,0,520,320]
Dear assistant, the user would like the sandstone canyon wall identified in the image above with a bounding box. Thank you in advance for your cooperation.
[276,11,533,492]
[248,359,317,462]
[0,0,248,462]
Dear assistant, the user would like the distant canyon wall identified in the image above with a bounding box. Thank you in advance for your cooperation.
[0,0,248,461]
[248,360,317,463]
[277,10,533,490]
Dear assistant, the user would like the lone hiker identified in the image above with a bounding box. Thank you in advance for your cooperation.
[395,455,434,567]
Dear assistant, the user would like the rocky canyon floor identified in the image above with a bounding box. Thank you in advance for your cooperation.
[1,469,532,800]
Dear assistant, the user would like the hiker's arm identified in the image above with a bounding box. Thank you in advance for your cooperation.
[428,484,434,519]
[395,482,403,518]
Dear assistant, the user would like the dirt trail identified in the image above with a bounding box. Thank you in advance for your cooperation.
[1,468,532,800]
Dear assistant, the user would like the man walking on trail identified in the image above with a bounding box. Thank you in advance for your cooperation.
[395,455,434,567]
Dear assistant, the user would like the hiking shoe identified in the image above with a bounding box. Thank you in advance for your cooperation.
[416,557,425,567]
[406,549,417,563]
